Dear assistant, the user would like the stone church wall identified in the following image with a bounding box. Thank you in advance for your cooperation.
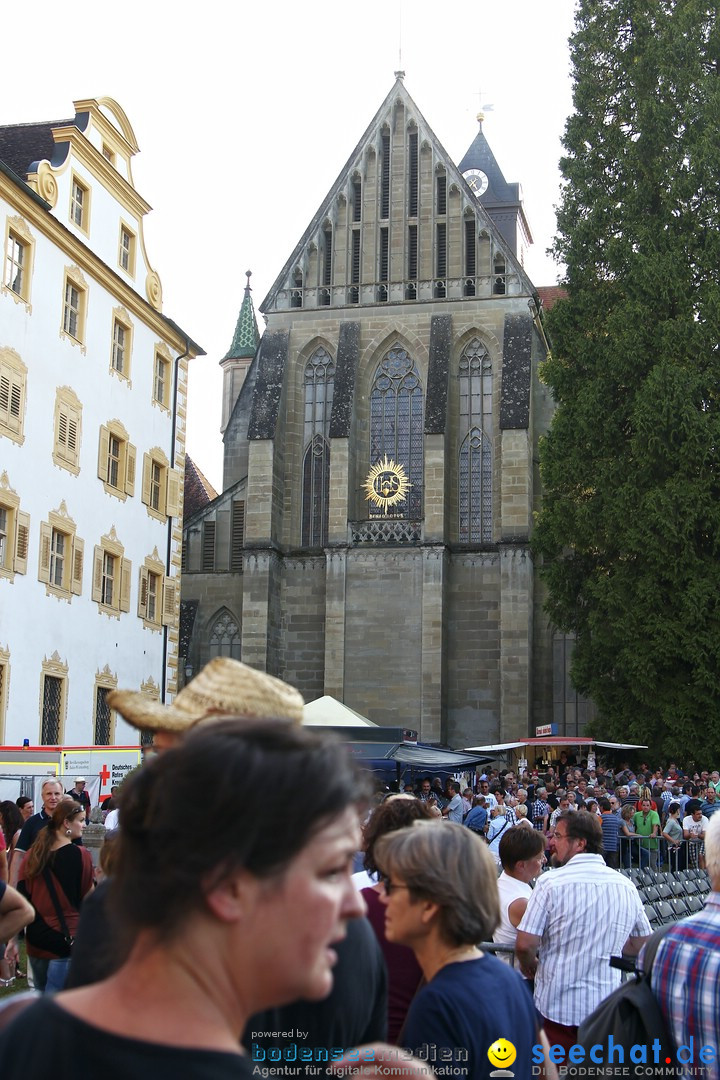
[343,549,423,726]
[278,555,326,700]
[446,552,502,748]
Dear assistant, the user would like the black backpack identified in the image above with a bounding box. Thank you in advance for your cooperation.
[573,927,675,1077]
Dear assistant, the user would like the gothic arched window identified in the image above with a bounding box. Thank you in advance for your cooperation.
[458,338,493,542]
[301,347,335,546]
[208,608,241,660]
[370,345,423,519]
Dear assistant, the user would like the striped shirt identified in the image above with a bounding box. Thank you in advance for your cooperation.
[531,799,549,830]
[645,893,720,1080]
[518,852,651,1026]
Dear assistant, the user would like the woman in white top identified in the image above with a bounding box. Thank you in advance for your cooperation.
[486,805,512,864]
[493,827,545,968]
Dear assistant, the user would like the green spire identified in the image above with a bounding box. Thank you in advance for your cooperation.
[222,270,259,361]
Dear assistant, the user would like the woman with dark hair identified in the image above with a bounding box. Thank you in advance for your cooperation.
[14,797,93,992]
[0,721,375,1078]
[0,801,23,856]
[0,800,26,983]
[376,822,546,1080]
[15,796,33,823]
[358,795,435,1042]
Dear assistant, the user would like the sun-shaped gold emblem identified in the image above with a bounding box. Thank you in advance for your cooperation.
[363,456,412,514]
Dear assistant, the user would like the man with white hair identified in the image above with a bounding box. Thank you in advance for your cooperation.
[644,812,720,1057]
[9,778,63,888]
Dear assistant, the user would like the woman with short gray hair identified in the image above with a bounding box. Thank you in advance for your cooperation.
[376,822,546,1080]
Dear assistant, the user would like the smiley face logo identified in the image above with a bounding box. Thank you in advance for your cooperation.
[488,1039,517,1070]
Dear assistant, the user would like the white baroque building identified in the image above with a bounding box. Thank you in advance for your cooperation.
[0,97,203,746]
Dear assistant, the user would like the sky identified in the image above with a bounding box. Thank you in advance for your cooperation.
[5,0,577,489]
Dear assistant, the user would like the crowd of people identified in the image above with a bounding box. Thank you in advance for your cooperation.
[399,757,720,872]
[0,668,717,1080]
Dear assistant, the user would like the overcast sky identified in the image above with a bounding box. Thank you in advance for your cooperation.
[6,0,577,489]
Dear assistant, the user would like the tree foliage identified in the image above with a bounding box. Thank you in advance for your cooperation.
[534,0,720,762]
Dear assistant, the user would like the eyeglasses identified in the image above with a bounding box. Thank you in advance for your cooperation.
[380,875,411,896]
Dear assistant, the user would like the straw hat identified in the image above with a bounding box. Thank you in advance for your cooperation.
[108,658,304,733]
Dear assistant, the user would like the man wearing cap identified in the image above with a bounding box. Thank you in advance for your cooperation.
[66,777,91,823]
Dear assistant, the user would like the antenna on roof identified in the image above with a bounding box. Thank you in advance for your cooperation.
[398,0,403,72]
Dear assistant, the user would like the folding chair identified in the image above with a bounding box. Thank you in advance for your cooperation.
[669,896,688,919]
[655,900,675,924]
[643,901,661,931]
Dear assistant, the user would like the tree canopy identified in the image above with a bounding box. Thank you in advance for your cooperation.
[534,0,720,762]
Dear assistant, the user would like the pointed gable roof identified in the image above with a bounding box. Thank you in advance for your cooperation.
[261,76,536,313]
[222,271,260,361]
[183,455,218,519]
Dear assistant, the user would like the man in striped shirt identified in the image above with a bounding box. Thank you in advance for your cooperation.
[645,812,720,1077]
[515,810,651,1053]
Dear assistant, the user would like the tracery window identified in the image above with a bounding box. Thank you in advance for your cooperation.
[370,346,423,519]
[208,609,241,660]
[458,338,492,542]
[301,347,335,547]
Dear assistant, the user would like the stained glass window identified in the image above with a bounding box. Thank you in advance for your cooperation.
[458,338,492,541]
[209,609,241,660]
[301,348,335,546]
[370,346,423,519]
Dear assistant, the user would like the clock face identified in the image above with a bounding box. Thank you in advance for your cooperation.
[463,169,489,197]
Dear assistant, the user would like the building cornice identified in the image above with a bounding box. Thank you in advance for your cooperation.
[0,168,203,358]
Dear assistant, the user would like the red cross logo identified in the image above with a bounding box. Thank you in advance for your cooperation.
[99,764,111,786]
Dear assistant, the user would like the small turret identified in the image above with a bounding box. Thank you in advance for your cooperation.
[219,270,260,433]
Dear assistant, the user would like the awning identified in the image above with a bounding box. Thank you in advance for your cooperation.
[462,738,647,753]
[389,744,493,767]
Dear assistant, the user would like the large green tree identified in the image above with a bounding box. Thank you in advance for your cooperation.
[535,0,720,762]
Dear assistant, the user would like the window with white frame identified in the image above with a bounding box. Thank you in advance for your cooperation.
[70,176,89,231]
[3,219,34,305]
[118,224,136,276]
[98,421,136,500]
[92,527,131,617]
[38,503,83,599]
[153,348,171,409]
[142,449,179,521]
[61,266,88,347]
[138,549,175,630]
[111,310,132,381]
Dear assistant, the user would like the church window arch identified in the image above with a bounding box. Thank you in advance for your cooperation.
[492,253,506,295]
[301,347,335,547]
[458,338,492,542]
[208,608,241,660]
[369,345,423,519]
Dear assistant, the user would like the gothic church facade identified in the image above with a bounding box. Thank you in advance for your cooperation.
[182,77,565,747]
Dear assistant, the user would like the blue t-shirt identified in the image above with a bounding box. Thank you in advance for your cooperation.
[0,880,5,904]
[403,953,538,1080]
